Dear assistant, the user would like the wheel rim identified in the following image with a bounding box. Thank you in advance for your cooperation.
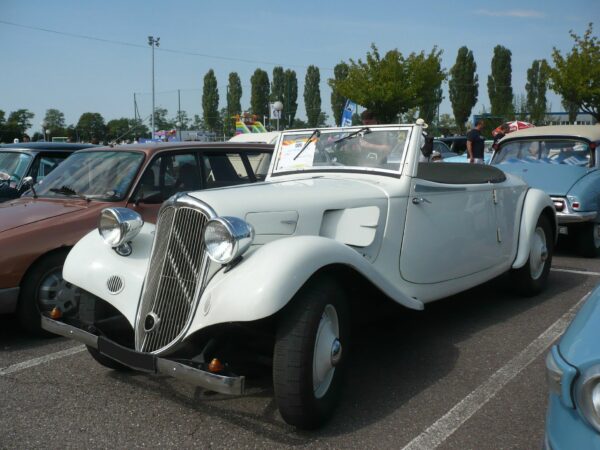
[529,226,548,280]
[313,304,341,399]
[593,223,600,249]
[38,268,80,313]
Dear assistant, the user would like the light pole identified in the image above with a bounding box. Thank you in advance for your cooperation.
[273,101,283,131]
[45,129,51,142]
[148,36,160,140]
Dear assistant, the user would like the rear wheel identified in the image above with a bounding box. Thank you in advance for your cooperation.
[575,222,600,258]
[511,215,553,296]
[273,277,349,429]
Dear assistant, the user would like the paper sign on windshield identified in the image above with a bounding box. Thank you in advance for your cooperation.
[276,137,316,171]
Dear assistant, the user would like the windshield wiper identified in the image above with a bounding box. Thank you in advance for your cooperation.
[293,129,321,160]
[333,127,371,145]
[49,185,90,202]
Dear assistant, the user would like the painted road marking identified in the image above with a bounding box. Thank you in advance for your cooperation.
[0,345,85,376]
[552,268,600,277]
[402,292,590,450]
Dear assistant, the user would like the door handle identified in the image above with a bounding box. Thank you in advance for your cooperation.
[412,197,431,205]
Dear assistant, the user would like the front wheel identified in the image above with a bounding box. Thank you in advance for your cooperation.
[511,215,553,296]
[273,277,350,429]
[575,222,600,258]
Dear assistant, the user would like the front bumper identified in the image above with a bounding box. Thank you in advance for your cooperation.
[41,316,245,395]
[556,210,597,224]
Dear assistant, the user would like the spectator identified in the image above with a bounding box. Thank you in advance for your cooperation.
[466,120,485,164]
[492,123,510,151]
[22,134,31,143]
[358,109,393,162]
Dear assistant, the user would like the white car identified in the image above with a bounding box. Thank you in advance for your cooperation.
[42,122,557,429]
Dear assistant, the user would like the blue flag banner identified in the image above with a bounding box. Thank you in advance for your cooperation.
[341,99,356,127]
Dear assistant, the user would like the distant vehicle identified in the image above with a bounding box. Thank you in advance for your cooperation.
[0,142,273,335]
[437,136,467,154]
[491,125,600,256]
[544,284,600,449]
[0,142,95,202]
[443,140,494,164]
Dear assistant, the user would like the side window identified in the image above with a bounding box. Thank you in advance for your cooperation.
[136,153,201,203]
[245,151,272,181]
[35,154,69,182]
[202,153,250,188]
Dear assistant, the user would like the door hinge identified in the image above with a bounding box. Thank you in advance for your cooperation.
[497,227,502,243]
[493,189,498,204]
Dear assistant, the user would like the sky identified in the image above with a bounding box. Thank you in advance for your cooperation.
[1,0,598,134]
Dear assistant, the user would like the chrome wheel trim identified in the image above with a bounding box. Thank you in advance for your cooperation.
[313,304,341,399]
[529,226,548,280]
[38,268,80,312]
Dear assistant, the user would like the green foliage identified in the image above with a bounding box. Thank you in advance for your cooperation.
[513,93,528,121]
[437,113,458,136]
[250,68,270,118]
[329,44,445,124]
[202,69,220,132]
[562,98,580,124]
[153,107,173,131]
[7,109,35,133]
[0,110,5,128]
[488,45,514,119]
[172,111,190,130]
[76,112,106,142]
[330,62,349,126]
[191,114,205,130]
[304,65,322,127]
[525,59,550,124]
[270,66,286,127]
[43,109,66,132]
[106,118,131,141]
[283,69,298,128]
[550,23,600,121]
[449,46,478,133]
[413,48,445,125]
[292,117,309,128]
[227,72,242,116]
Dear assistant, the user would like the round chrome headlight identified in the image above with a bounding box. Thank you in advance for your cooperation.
[98,208,144,248]
[204,216,254,264]
[577,368,600,433]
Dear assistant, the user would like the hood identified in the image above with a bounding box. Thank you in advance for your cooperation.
[559,286,600,366]
[0,197,101,233]
[494,163,589,196]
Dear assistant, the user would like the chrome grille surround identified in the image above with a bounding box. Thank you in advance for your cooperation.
[134,194,217,354]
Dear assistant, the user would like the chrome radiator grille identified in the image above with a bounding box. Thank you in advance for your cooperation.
[135,205,211,353]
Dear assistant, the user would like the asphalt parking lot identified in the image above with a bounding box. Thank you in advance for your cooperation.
[1,247,598,449]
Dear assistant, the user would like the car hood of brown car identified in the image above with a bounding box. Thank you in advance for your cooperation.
[0,197,106,233]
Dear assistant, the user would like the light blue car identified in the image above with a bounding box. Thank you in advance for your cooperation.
[545,285,600,449]
[491,126,600,257]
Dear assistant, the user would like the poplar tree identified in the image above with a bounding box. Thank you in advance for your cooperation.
[271,66,286,124]
[283,69,298,128]
[226,72,242,135]
[202,69,219,132]
[250,68,270,119]
[304,65,321,127]
[330,62,349,126]
[488,45,514,119]
[449,46,478,133]
[526,60,550,124]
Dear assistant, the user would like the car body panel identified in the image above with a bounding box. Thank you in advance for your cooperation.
[493,163,590,197]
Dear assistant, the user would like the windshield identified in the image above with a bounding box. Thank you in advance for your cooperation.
[33,151,145,201]
[272,127,411,175]
[494,139,591,167]
[0,152,32,185]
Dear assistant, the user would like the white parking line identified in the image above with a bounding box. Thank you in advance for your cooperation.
[552,268,600,277]
[402,291,590,450]
[0,345,85,376]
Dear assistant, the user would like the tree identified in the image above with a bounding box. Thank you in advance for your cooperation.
[438,113,458,136]
[203,69,220,132]
[43,109,66,131]
[488,45,514,119]
[562,98,580,124]
[283,69,298,128]
[250,68,270,119]
[525,59,550,124]
[412,47,445,125]
[7,109,35,134]
[76,112,106,142]
[153,107,173,131]
[191,114,205,130]
[171,110,190,130]
[513,93,528,121]
[271,66,286,122]
[304,65,321,127]
[0,110,5,128]
[292,117,309,128]
[106,118,131,141]
[128,118,149,139]
[449,46,479,133]
[329,44,445,123]
[330,62,349,126]
[550,23,600,121]
[226,72,242,136]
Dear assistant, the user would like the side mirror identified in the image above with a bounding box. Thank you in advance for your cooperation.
[22,176,34,187]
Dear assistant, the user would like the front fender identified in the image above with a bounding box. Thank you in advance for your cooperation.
[62,223,155,326]
[512,188,557,269]
[187,235,423,336]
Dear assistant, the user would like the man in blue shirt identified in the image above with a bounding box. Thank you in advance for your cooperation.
[466,120,485,164]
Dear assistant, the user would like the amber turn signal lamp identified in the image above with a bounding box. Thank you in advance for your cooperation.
[50,307,62,320]
[208,358,224,373]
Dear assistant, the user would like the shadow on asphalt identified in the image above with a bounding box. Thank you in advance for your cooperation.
[100,270,582,445]
[0,313,63,355]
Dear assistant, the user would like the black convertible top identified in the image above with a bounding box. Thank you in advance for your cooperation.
[417,162,507,184]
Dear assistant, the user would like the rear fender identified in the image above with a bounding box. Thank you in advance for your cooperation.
[513,188,557,269]
[187,235,423,335]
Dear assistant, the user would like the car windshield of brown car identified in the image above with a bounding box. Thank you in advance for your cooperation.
[0,152,32,187]
[31,151,144,201]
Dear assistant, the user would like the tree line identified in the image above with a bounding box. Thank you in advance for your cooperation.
[1,23,596,143]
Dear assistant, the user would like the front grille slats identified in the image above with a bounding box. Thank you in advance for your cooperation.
[135,205,210,353]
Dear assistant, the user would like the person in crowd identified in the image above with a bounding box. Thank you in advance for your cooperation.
[492,123,510,151]
[22,134,31,142]
[358,109,393,163]
[466,119,485,164]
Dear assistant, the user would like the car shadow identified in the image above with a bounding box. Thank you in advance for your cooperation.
[103,270,583,445]
[0,313,65,355]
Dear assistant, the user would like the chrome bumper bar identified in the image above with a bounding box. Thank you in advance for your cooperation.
[556,210,597,224]
[41,316,245,395]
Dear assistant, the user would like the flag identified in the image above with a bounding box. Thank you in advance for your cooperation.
[341,99,356,127]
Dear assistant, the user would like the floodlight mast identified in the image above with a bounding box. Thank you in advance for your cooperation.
[148,36,160,139]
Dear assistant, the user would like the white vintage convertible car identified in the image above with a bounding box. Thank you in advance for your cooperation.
[42,122,556,429]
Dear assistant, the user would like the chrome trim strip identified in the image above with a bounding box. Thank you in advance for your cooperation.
[550,196,597,223]
[414,184,467,193]
[41,317,244,395]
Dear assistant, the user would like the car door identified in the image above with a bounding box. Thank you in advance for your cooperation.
[400,164,501,284]
[128,151,203,223]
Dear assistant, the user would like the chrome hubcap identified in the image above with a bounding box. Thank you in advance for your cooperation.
[530,226,548,280]
[313,304,340,399]
[38,268,80,313]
